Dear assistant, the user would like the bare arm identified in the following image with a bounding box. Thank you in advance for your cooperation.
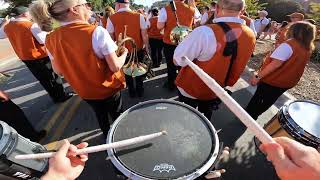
[105,50,128,73]
[258,59,284,78]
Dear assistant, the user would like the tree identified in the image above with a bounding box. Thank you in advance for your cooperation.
[264,0,304,22]
[245,0,267,18]
[308,2,320,25]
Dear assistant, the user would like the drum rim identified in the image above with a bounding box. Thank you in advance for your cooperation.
[106,99,220,180]
[283,100,320,145]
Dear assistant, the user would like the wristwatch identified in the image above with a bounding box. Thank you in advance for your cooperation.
[254,74,261,80]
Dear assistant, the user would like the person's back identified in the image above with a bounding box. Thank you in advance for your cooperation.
[163,1,195,45]
[46,22,124,99]
[110,11,143,50]
[4,20,47,60]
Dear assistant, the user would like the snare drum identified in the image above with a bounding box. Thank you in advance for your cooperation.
[107,100,220,180]
[262,100,320,148]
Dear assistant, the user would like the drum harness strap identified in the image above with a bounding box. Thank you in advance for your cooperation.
[208,22,238,110]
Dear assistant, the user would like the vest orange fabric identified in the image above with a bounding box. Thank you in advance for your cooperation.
[240,15,251,27]
[275,27,288,47]
[148,17,163,39]
[163,1,195,44]
[176,23,256,100]
[261,39,311,89]
[4,21,47,60]
[101,17,107,28]
[110,11,143,51]
[45,22,125,100]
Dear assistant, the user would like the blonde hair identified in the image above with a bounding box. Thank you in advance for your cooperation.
[29,0,75,31]
[104,6,114,19]
[287,21,316,51]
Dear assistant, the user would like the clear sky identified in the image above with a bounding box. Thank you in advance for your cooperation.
[134,0,162,7]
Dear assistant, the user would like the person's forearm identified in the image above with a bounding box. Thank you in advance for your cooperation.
[257,60,283,78]
[41,171,69,180]
[142,32,149,49]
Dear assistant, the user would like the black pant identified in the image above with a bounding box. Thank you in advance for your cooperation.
[163,43,178,87]
[23,57,67,102]
[178,92,219,120]
[149,38,163,67]
[125,50,145,96]
[246,82,288,120]
[0,100,39,141]
[84,92,123,138]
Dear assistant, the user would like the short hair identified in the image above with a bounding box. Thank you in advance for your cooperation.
[217,0,245,12]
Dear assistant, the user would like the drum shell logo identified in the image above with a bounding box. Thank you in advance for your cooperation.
[153,163,176,173]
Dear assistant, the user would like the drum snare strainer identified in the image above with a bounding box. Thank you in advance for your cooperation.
[107,100,220,180]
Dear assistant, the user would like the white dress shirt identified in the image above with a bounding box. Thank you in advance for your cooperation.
[106,7,147,34]
[270,42,293,62]
[47,20,117,61]
[174,17,246,99]
[200,12,209,25]
[0,18,47,44]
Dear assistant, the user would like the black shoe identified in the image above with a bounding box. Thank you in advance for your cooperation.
[53,92,75,103]
[34,130,47,142]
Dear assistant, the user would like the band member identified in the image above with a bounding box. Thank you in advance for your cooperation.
[204,2,217,25]
[101,6,114,28]
[0,90,46,142]
[0,6,72,103]
[107,0,149,98]
[30,0,128,137]
[174,0,256,120]
[157,0,199,91]
[147,8,164,68]
[254,10,269,39]
[200,6,210,25]
[275,21,289,47]
[276,12,304,46]
[240,12,257,36]
[246,22,315,120]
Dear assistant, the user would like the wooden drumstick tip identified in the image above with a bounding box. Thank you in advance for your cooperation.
[161,130,168,135]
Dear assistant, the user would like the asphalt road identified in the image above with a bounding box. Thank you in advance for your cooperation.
[0,39,291,180]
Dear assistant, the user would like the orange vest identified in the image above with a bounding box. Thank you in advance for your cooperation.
[148,17,163,39]
[101,17,107,28]
[261,39,311,89]
[109,11,143,51]
[163,1,195,44]
[275,27,288,47]
[4,21,47,60]
[45,22,125,100]
[240,15,251,27]
[176,23,256,100]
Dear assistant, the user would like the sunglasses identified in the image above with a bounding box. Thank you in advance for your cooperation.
[74,2,92,8]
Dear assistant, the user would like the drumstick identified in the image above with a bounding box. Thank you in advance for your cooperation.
[182,56,275,144]
[15,131,167,160]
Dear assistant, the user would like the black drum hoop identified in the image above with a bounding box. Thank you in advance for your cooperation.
[106,99,220,180]
[282,100,320,146]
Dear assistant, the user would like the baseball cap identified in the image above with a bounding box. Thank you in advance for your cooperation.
[258,10,268,16]
[287,12,304,20]
[115,0,130,3]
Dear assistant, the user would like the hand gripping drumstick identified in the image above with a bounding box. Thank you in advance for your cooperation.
[15,131,167,160]
[182,56,275,144]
